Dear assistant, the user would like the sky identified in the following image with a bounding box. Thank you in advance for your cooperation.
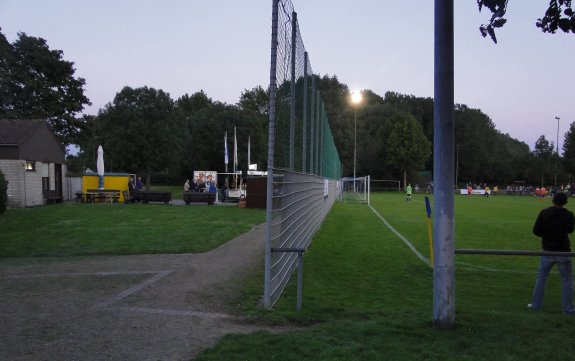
[1,0,574,152]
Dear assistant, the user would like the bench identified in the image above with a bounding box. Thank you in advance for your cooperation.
[183,191,215,205]
[139,191,172,204]
[44,190,63,204]
[85,189,120,204]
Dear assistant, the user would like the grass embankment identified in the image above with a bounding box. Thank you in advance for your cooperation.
[0,203,264,257]
[197,193,575,360]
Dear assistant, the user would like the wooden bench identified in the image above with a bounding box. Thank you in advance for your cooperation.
[139,191,171,204]
[183,191,215,205]
[44,190,63,204]
[86,189,120,204]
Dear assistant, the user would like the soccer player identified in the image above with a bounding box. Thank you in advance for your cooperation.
[529,192,575,314]
[406,183,413,202]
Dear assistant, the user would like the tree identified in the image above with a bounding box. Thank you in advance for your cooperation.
[478,0,575,43]
[562,121,575,176]
[385,113,432,187]
[237,86,269,116]
[176,91,213,116]
[527,135,556,185]
[95,86,184,188]
[0,29,91,145]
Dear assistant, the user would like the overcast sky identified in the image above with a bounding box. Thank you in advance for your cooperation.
[1,0,573,152]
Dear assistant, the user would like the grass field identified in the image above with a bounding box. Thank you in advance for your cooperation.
[0,202,264,257]
[196,192,575,360]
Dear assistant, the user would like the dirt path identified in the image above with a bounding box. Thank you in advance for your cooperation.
[0,224,276,361]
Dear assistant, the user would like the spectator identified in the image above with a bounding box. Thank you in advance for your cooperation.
[136,176,143,192]
[529,192,575,314]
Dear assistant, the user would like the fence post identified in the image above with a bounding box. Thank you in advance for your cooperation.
[264,0,280,308]
[289,11,297,170]
[302,52,308,173]
[297,250,304,311]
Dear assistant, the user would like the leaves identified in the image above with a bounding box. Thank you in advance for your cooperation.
[477,0,508,43]
[491,18,507,27]
[479,0,575,41]
[0,30,90,145]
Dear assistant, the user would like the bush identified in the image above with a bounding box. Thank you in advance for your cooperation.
[0,170,7,214]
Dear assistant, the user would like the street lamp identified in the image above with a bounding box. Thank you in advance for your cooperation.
[351,90,363,191]
[555,116,560,187]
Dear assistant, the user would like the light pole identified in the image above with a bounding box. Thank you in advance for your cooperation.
[351,90,362,191]
[555,116,560,187]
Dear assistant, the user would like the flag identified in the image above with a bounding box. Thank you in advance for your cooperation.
[224,131,228,165]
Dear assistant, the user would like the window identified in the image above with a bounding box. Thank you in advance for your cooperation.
[25,161,35,172]
[42,177,49,192]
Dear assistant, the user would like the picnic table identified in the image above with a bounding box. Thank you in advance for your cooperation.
[77,189,121,204]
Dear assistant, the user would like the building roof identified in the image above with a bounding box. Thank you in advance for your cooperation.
[0,119,65,163]
[0,119,47,145]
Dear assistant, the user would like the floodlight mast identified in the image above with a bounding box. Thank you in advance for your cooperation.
[351,90,362,191]
[433,0,455,329]
[555,116,560,187]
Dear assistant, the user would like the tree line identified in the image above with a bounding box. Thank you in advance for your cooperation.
[2,29,575,189]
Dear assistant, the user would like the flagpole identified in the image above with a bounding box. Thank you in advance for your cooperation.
[234,126,238,189]
[248,135,251,171]
[224,131,228,173]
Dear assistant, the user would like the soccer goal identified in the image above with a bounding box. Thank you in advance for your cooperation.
[339,176,370,204]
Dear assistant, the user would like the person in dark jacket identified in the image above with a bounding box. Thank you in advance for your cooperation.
[529,192,575,314]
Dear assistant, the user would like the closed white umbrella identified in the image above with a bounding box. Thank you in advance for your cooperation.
[97,145,104,189]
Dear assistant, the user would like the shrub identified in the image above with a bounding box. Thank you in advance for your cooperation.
[0,170,7,214]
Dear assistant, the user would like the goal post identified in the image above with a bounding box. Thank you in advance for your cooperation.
[339,175,370,204]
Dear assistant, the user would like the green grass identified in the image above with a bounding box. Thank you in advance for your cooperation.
[0,202,264,257]
[197,193,575,360]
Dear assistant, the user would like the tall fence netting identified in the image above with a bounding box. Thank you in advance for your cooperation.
[264,0,342,308]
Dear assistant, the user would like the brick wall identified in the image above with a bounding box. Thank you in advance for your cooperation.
[0,159,25,208]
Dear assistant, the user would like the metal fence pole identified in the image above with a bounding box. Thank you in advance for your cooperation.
[264,0,279,308]
[302,52,308,173]
[309,77,315,174]
[433,0,455,329]
[297,250,304,311]
[315,90,321,175]
[289,11,297,170]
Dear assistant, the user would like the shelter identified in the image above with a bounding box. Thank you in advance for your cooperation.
[0,119,67,207]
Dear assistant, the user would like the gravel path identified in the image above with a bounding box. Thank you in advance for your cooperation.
[0,224,276,361]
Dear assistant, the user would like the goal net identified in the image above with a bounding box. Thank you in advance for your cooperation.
[339,176,370,204]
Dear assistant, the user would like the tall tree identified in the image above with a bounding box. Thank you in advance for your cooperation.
[176,90,213,116]
[237,86,269,116]
[96,86,184,188]
[527,135,555,185]
[385,113,432,187]
[0,29,91,144]
[562,121,575,177]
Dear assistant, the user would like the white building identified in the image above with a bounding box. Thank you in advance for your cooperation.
[0,119,67,207]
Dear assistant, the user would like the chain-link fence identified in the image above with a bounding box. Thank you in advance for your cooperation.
[264,0,343,308]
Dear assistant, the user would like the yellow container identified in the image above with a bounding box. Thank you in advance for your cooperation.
[82,173,134,203]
